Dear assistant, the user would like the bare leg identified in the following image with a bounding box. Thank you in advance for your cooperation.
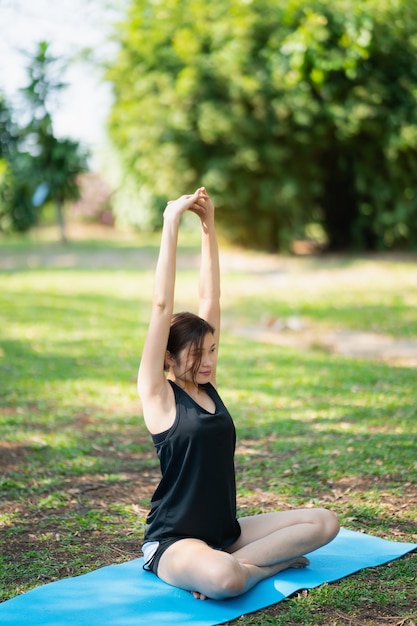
[228,508,340,567]
[157,538,310,601]
[156,509,339,600]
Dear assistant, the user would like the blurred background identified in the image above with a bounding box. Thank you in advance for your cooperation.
[0,0,115,146]
[1,0,417,253]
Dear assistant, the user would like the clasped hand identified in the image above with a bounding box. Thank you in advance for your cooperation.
[164,187,214,223]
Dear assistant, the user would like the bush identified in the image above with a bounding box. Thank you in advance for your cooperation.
[107,0,417,251]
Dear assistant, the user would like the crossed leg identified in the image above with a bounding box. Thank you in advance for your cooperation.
[156,508,339,600]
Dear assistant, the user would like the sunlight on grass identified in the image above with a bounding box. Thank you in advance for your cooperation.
[0,237,416,620]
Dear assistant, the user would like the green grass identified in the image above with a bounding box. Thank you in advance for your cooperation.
[0,232,416,623]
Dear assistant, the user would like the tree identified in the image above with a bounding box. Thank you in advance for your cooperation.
[0,93,39,232]
[0,94,18,158]
[106,0,417,251]
[19,41,89,242]
[0,42,89,238]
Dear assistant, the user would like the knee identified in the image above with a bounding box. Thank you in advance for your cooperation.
[318,508,340,542]
[206,558,246,599]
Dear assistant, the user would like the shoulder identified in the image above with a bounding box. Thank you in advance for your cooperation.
[204,381,220,397]
[205,382,233,417]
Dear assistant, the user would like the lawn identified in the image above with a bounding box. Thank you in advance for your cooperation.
[0,229,416,625]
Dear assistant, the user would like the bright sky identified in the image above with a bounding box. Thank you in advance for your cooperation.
[0,0,123,150]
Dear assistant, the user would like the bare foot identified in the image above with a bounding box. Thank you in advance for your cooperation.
[191,591,208,600]
[190,557,309,601]
[272,555,310,575]
[239,555,310,584]
[291,556,309,568]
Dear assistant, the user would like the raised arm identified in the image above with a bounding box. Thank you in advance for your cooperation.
[195,189,221,386]
[137,189,204,406]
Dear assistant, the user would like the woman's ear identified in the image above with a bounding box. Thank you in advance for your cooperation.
[164,350,174,370]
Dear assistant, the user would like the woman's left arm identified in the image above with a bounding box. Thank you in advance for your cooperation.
[195,189,221,384]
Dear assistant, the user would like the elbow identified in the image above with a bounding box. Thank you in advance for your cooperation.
[153,297,171,316]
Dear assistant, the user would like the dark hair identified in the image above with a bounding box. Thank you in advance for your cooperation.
[165,312,215,384]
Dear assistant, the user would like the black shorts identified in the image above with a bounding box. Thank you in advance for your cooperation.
[142,538,183,575]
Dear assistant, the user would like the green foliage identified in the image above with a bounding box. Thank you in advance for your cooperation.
[0,94,18,158]
[0,93,42,232]
[35,135,89,205]
[0,42,88,237]
[0,96,31,232]
[0,153,39,232]
[0,158,15,231]
[107,0,417,251]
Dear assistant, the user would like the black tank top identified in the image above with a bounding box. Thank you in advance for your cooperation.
[143,380,241,548]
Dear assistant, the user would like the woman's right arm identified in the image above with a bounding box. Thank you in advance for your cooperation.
[137,189,204,430]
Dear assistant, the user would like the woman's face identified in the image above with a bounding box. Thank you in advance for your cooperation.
[172,332,217,385]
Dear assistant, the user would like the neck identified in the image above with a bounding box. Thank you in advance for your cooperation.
[168,374,198,392]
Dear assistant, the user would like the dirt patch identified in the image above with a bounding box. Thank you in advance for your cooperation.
[233,321,417,367]
[2,233,417,365]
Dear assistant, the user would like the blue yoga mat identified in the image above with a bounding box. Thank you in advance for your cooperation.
[0,528,415,626]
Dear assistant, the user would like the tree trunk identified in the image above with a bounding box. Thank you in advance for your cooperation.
[319,149,358,251]
[56,200,67,244]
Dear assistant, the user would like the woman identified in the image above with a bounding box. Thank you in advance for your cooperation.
[137,187,339,600]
